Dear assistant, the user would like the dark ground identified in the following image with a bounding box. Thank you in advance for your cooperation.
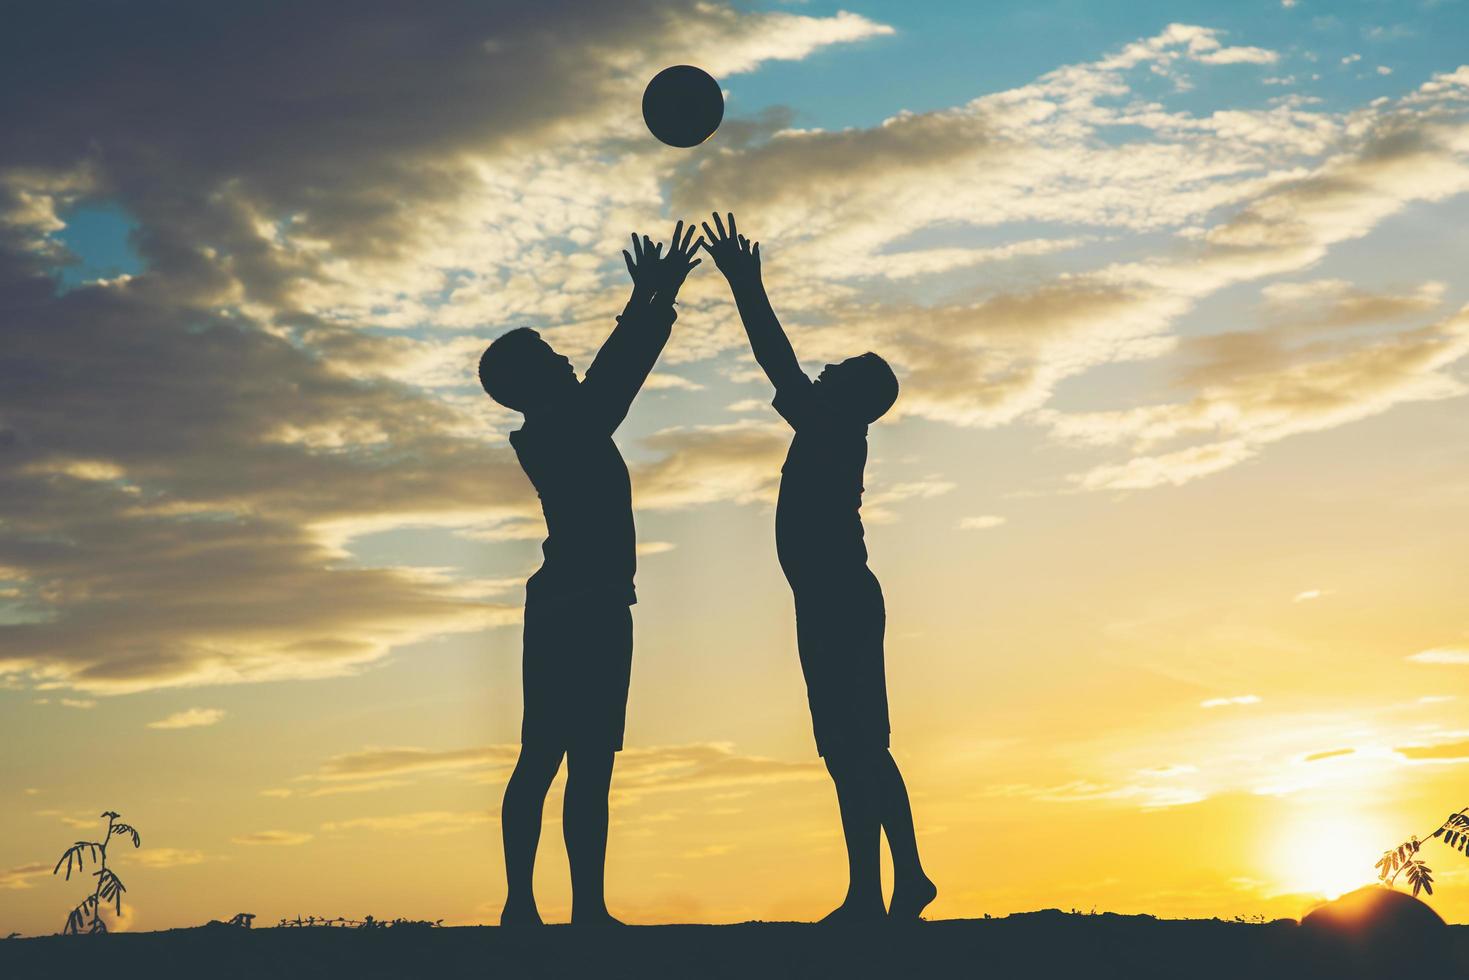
[3,910,1466,979]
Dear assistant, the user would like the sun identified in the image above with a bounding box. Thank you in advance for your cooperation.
[1270,811,1386,900]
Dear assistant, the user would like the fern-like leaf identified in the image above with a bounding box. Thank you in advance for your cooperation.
[52,842,101,881]
[95,869,127,914]
[110,823,141,848]
[1406,860,1435,897]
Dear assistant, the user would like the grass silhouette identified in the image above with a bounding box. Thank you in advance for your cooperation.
[3,911,1466,979]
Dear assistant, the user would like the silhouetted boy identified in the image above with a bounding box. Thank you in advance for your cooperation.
[478,223,701,927]
[703,213,936,923]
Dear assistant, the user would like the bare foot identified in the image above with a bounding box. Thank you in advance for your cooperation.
[889,874,938,922]
[570,909,625,928]
[820,899,886,925]
[499,901,544,928]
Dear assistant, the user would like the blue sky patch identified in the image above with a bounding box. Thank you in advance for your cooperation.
[53,202,143,289]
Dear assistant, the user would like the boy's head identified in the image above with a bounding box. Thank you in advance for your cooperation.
[478,328,578,413]
[813,352,899,424]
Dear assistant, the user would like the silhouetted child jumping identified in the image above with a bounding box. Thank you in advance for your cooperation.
[478,222,701,927]
[703,213,936,924]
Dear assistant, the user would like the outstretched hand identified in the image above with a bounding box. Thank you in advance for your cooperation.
[623,220,703,303]
[701,212,760,285]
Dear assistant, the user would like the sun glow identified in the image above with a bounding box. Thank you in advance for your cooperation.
[1271,811,1387,901]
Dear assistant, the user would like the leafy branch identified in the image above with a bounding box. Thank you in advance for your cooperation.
[1376,807,1469,898]
[52,810,141,935]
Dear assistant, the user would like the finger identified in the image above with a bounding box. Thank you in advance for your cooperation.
[698,237,714,254]
[681,223,697,253]
[687,258,702,270]
[702,221,717,244]
[623,250,635,277]
[672,220,684,252]
[652,239,663,259]
[712,211,727,239]
[631,233,642,262]
[690,236,705,256]
[738,234,747,252]
[753,242,760,262]
[727,213,737,239]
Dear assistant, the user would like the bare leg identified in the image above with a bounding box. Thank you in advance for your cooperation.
[500,745,564,926]
[873,749,936,920]
[565,747,622,926]
[821,751,886,923]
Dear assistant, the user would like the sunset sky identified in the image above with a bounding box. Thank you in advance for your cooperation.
[3,0,1469,934]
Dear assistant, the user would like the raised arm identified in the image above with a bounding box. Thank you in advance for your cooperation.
[581,221,702,433]
[701,213,806,393]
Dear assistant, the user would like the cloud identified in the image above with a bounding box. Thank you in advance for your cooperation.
[306,779,414,799]
[321,810,494,835]
[0,301,525,692]
[1408,648,1469,664]
[644,372,705,392]
[1260,279,1445,327]
[147,708,226,730]
[1303,748,1355,762]
[984,779,1205,809]
[864,477,957,523]
[1395,741,1469,762]
[673,31,1469,461]
[1194,45,1278,66]
[1292,589,1328,603]
[1200,695,1262,708]
[36,809,108,829]
[634,423,790,511]
[310,745,520,782]
[132,848,207,869]
[958,515,1007,531]
[0,862,52,890]
[1056,306,1469,490]
[612,743,824,796]
[297,741,820,798]
[231,831,313,846]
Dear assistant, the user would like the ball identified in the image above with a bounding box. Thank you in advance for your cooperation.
[642,65,724,148]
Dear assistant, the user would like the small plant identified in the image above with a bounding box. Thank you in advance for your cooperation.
[274,914,442,929]
[1375,806,1469,898]
[52,810,142,934]
[207,912,256,929]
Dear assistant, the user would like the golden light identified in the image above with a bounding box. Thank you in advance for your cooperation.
[1270,809,1387,901]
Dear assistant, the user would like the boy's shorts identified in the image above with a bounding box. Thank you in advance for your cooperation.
[521,595,634,752]
[791,567,891,757]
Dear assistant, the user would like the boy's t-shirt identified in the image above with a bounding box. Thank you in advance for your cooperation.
[771,376,870,584]
[507,300,676,615]
[509,392,638,612]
